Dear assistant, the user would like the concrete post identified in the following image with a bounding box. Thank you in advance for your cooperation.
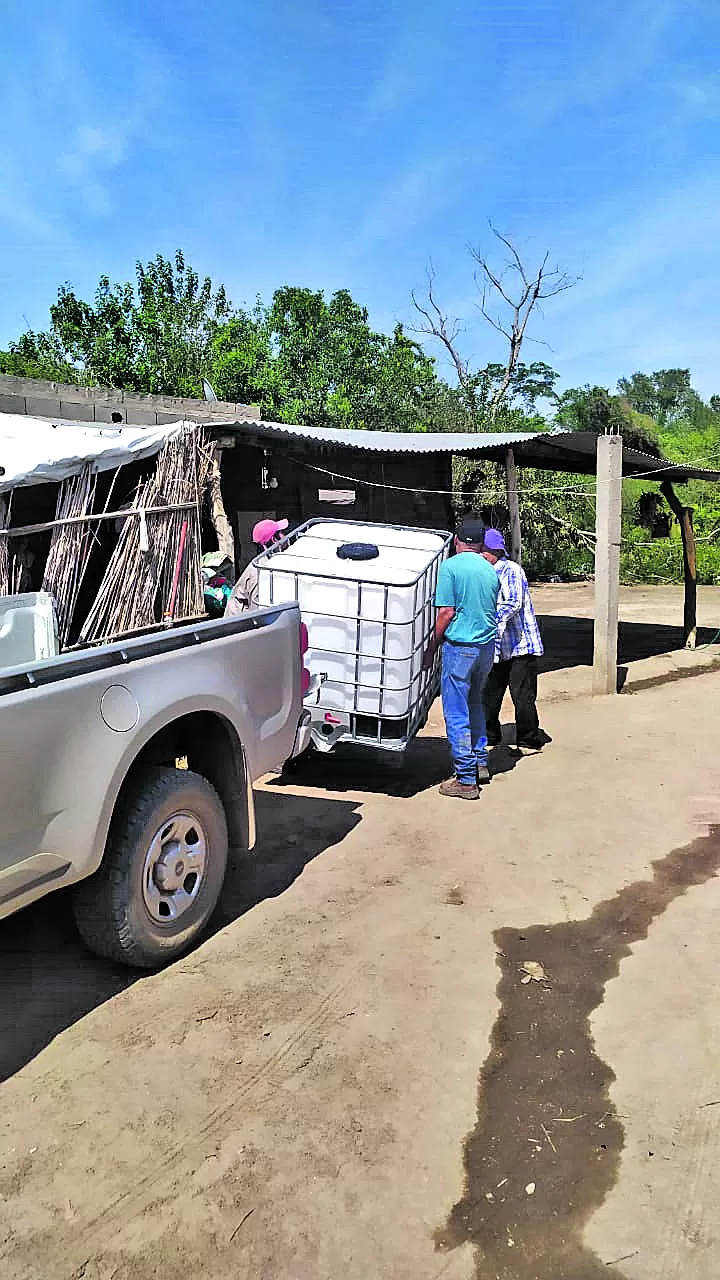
[593,432,623,694]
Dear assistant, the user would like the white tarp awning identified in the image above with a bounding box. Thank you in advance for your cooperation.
[0,414,188,493]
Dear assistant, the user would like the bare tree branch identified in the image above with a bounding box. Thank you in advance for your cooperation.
[489,224,531,289]
[410,227,578,426]
[409,264,468,388]
[477,281,513,342]
[469,227,579,415]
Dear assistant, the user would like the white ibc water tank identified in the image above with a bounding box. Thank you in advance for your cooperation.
[256,520,451,722]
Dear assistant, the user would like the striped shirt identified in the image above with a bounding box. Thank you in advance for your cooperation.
[495,559,544,661]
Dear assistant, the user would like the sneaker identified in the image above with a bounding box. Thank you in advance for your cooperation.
[476,764,491,785]
[439,777,479,800]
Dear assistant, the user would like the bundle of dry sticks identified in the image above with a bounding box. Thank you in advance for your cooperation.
[80,426,211,643]
[0,497,10,598]
[42,465,99,646]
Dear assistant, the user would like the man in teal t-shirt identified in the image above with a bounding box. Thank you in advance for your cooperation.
[424,518,499,800]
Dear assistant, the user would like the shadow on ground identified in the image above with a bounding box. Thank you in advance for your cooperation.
[213,788,362,926]
[539,616,717,673]
[0,788,361,1084]
[270,731,522,797]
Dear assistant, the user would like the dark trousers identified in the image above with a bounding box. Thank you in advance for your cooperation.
[484,655,540,745]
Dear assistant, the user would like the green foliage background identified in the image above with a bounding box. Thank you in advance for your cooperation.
[2,252,719,583]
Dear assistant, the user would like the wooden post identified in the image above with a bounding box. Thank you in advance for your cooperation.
[660,480,697,649]
[593,433,623,694]
[504,447,522,563]
[207,447,236,567]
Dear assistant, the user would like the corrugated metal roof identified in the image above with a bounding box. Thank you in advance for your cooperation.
[213,417,720,483]
[221,415,539,454]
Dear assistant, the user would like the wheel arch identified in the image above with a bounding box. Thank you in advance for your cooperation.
[96,711,255,874]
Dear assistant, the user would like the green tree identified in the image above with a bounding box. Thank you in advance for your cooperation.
[556,384,662,456]
[54,252,232,395]
[3,266,441,429]
[617,369,706,428]
[427,360,559,434]
[211,285,440,431]
[0,331,76,382]
[4,252,232,397]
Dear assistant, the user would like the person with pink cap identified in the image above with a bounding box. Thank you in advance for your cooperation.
[224,517,288,616]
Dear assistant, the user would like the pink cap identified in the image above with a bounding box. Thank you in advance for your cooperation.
[252,517,288,546]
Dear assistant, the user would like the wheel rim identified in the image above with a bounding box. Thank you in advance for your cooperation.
[141,810,209,924]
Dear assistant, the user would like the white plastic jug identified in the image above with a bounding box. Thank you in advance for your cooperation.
[0,592,59,670]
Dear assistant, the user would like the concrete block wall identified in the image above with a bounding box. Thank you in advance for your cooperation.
[0,374,261,426]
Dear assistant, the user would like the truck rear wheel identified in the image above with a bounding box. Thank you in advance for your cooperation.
[73,767,228,968]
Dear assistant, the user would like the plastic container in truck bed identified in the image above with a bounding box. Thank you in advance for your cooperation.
[256,519,452,754]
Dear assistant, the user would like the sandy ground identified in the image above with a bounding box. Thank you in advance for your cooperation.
[2,587,720,1280]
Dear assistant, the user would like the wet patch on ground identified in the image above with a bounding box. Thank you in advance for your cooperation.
[437,826,720,1279]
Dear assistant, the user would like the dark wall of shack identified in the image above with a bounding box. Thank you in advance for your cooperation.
[219,440,455,570]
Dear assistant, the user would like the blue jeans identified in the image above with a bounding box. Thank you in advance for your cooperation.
[441,640,496,783]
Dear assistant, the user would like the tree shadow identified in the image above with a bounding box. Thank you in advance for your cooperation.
[0,790,362,1084]
[538,615,716,674]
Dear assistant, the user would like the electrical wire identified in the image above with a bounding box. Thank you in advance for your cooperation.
[291,455,598,498]
[293,442,720,500]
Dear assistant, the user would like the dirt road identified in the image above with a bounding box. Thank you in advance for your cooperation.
[2,670,720,1280]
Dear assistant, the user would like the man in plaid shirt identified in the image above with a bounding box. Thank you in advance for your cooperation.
[481,528,551,751]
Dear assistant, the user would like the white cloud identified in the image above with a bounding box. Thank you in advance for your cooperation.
[509,0,686,131]
[58,125,125,178]
[364,64,420,121]
[673,75,720,117]
[535,174,720,396]
[0,12,169,222]
[57,124,130,215]
[347,151,468,259]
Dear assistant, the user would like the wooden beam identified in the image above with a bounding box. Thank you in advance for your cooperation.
[0,501,197,540]
[593,433,622,694]
[504,447,522,563]
[660,480,697,649]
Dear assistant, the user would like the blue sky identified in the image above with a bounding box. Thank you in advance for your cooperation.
[2,0,720,398]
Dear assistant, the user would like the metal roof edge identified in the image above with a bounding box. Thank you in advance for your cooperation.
[208,416,551,453]
[202,417,720,480]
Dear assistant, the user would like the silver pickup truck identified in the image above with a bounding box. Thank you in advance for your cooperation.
[0,603,310,967]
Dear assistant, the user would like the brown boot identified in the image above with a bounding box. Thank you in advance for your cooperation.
[439,777,479,800]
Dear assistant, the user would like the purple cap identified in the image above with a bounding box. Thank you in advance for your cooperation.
[483,528,507,553]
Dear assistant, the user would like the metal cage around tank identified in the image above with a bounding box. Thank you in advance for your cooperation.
[256,519,453,754]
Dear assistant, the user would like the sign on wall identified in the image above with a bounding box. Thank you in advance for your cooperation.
[317,489,356,505]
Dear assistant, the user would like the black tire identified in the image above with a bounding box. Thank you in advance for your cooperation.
[73,767,228,968]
